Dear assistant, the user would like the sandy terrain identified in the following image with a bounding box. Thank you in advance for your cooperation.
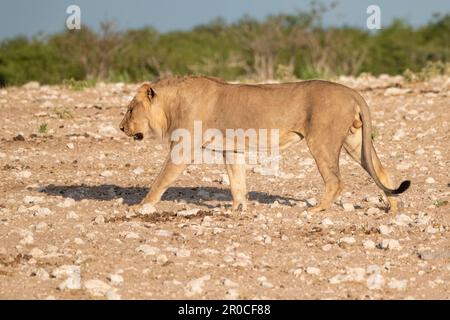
[0,75,449,299]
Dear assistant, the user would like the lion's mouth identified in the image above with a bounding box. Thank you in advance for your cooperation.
[133,133,144,141]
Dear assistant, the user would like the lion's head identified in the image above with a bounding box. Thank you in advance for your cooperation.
[119,83,165,141]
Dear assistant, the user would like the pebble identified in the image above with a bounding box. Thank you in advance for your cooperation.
[425,177,435,184]
[367,274,384,290]
[393,214,413,226]
[58,198,75,208]
[133,167,144,175]
[108,274,124,286]
[136,245,160,256]
[366,207,380,215]
[23,196,44,204]
[256,276,274,288]
[342,203,354,212]
[363,239,376,249]
[306,267,321,275]
[139,204,156,215]
[100,170,114,178]
[321,218,334,227]
[16,170,32,179]
[177,208,200,217]
[105,290,122,300]
[388,279,408,290]
[339,237,356,245]
[94,215,105,224]
[156,254,169,265]
[379,225,392,235]
[34,207,52,216]
[84,279,112,297]
[185,275,211,296]
[66,211,79,220]
[66,143,75,149]
[378,239,401,250]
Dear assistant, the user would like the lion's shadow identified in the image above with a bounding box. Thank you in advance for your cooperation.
[39,184,300,207]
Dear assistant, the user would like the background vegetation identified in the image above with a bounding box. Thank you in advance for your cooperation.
[0,4,448,86]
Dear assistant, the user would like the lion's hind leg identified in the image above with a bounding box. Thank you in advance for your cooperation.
[306,138,344,212]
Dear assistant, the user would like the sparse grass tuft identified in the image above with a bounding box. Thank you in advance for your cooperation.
[55,108,73,119]
[62,78,96,91]
[38,123,48,134]
[434,199,449,208]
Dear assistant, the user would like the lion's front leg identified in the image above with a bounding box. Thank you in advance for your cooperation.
[224,156,247,212]
[140,155,188,206]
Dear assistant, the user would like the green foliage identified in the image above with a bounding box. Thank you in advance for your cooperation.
[38,123,48,134]
[0,11,448,86]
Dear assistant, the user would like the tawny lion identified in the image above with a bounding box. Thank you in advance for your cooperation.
[119,76,410,213]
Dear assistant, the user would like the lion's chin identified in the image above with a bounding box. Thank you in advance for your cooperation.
[133,133,144,141]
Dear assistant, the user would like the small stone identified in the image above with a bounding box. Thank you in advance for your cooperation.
[367,207,380,215]
[136,245,160,256]
[378,239,401,250]
[256,276,274,288]
[379,225,392,235]
[388,279,408,290]
[339,237,356,245]
[322,244,332,251]
[100,170,113,178]
[393,214,412,226]
[139,204,156,215]
[108,274,124,285]
[35,207,52,216]
[84,279,111,297]
[66,211,79,220]
[367,273,384,290]
[23,196,44,204]
[185,275,211,296]
[133,167,144,175]
[321,218,334,227]
[293,269,303,277]
[306,267,321,275]
[105,290,122,300]
[66,143,75,149]
[156,254,169,265]
[363,239,376,249]
[425,177,435,184]
[342,203,354,212]
[94,215,105,224]
[177,208,200,217]
[58,198,75,208]
[220,174,230,185]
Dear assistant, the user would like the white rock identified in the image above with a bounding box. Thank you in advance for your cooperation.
[393,214,413,226]
[34,207,52,216]
[16,170,32,179]
[388,279,408,290]
[108,274,124,285]
[100,170,114,178]
[139,203,156,215]
[84,279,111,297]
[379,225,392,235]
[136,245,160,255]
[98,125,119,137]
[425,177,435,184]
[392,128,406,141]
[363,239,376,249]
[293,269,303,277]
[66,211,79,220]
[339,237,356,245]
[23,196,44,204]
[94,215,105,224]
[256,276,274,288]
[367,207,380,215]
[156,254,169,265]
[66,143,75,149]
[367,274,384,290]
[156,229,172,237]
[379,239,401,250]
[133,167,144,175]
[306,267,321,275]
[52,265,80,279]
[177,208,200,217]
[186,275,211,296]
[105,289,122,300]
[342,203,354,212]
[58,198,75,208]
[321,218,334,227]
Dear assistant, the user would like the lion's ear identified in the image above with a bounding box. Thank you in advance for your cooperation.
[147,87,156,99]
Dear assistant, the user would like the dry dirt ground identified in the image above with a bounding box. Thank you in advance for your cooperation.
[0,75,449,300]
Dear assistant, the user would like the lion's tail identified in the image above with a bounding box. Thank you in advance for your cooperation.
[354,94,411,195]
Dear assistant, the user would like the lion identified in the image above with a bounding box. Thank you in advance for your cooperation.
[119,76,410,213]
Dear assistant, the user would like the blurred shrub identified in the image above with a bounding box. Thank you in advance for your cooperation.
[0,9,448,86]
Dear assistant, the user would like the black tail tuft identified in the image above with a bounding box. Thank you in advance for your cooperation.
[391,180,411,195]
